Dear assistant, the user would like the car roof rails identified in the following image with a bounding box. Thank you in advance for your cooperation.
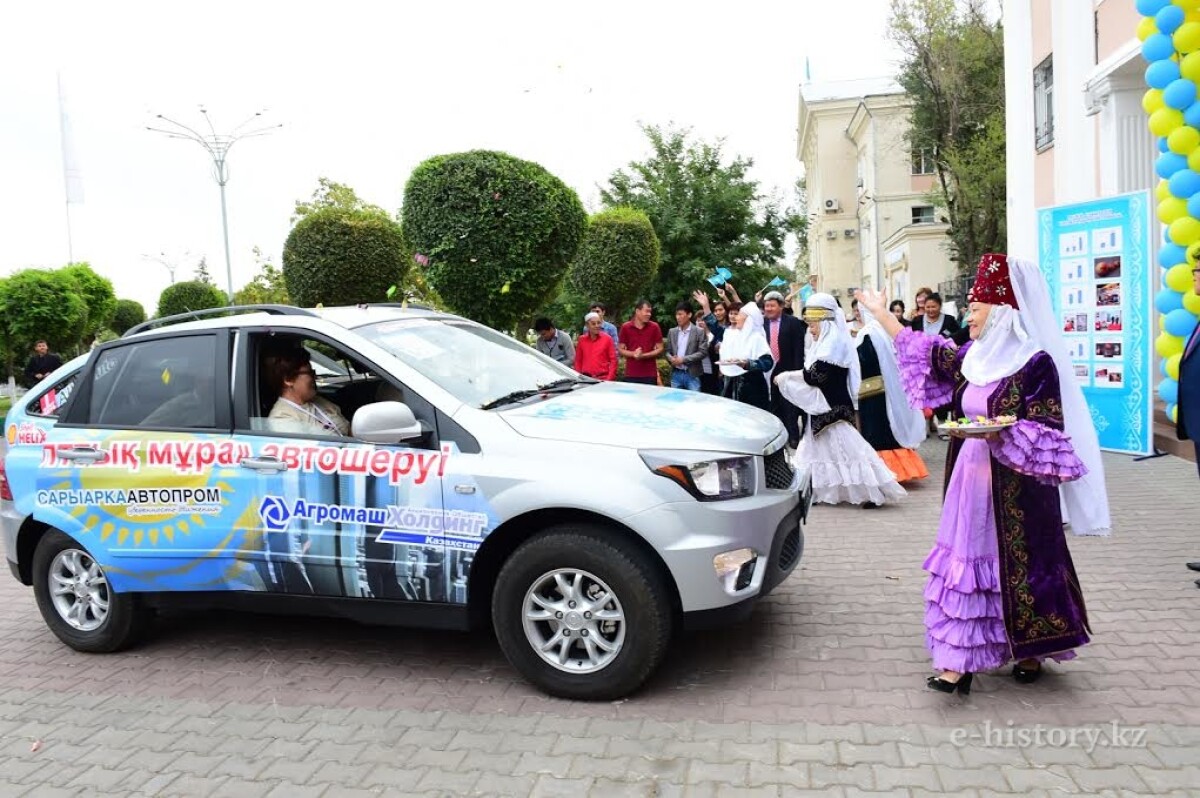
[356,301,436,311]
[123,304,319,337]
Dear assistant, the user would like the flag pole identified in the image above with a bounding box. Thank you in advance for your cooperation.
[57,72,80,263]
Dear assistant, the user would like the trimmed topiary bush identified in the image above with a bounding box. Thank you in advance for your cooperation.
[401,150,587,331]
[109,299,147,335]
[0,269,88,356]
[282,207,409,307]
[567,207,660,320]
[157,280,227,319]
[60,262,117,337]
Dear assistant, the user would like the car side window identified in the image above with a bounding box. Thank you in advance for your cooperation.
[88,336,220,429]
[28,372,80,418]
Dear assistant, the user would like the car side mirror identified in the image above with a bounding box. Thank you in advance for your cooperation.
[351,401,425,444]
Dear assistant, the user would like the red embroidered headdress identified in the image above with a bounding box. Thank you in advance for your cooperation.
[967,253,1019,309]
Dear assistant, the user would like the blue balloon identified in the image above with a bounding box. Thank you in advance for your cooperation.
[1157,287,1186,314]
[1138,0,1171,15]
[1157,4,1187,34]
[1145,34,1179,63]
[1160,242,1187,267]
[1156,151,1189,179]
[1160,135,1172,153]
[1185,102,1200,129]
[1165,78,1198,109]
[1147,58,1182,89]
[1170,168,1200,197]
[1162,359,1172,378]
[1165,225,1176,245]
[1165,307,1200,338]
[1188,193,1200,218]
[1159,377,1179,405]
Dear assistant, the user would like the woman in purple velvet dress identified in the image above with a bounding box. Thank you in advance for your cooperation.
[858,253,1111,696]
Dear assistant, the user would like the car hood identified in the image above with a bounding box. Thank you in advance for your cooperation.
[500,382,786,455]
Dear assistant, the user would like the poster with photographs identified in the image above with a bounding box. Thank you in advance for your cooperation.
[1038,191,1153,455]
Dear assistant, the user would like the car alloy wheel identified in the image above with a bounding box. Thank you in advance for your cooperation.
[47,548,110,632]
[521,567,626,674]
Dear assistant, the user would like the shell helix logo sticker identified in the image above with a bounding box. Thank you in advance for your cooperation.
[258,496,292,532]
[8,423,47,446]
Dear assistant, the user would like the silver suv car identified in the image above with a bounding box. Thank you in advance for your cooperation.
[2,304,810,699]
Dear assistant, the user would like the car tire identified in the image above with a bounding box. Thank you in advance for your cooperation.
[492,525,674,700]
[32,530,150,653]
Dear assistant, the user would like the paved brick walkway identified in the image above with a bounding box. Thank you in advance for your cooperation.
[0,439,1197,796]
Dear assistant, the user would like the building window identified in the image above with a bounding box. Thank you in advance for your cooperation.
[1034,56,1054,151]
[912,205,936,225]
[911,147,935,175]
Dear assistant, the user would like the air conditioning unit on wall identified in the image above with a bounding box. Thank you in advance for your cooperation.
[823,198,841,213]
[825,230,838,240]
[844,229,857,238]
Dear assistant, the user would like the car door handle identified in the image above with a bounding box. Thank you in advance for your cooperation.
[240,456,289,473]
[56,446,102,464]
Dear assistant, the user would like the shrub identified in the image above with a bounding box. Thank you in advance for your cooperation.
[282,207,409,307]
[567,207,660,321]
[109,299,147,335]
[157,280,227,319]
[60,262,117,337]
[401,150,587,331]
[0,269,89,357]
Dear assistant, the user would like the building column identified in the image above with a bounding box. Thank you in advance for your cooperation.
[1051,0,1098,205]
[1005,0,1037,259]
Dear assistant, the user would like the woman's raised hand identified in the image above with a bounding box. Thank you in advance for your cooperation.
[855,288,888,318]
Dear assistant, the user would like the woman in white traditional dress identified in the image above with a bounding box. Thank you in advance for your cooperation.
[774,293,906,507]
[717,302,774,410]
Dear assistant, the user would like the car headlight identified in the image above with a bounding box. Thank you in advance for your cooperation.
[639,450,756,501]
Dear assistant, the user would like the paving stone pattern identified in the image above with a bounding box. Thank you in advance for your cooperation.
[0,440,1197,796]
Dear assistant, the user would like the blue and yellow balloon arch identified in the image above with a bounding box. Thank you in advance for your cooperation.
[1139,0,1200,423]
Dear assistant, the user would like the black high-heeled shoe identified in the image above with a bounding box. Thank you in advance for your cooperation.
[1012,662,1042,684]
[926,672,974,695]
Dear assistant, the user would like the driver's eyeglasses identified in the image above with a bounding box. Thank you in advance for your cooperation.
[295,368,316,377]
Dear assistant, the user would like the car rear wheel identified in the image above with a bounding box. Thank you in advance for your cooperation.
[492,525,674,700]
[32,530,150,653]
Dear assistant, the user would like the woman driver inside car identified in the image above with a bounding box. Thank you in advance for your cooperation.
[263,344,351,436]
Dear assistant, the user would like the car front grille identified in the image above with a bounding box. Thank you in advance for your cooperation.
[777,528,801,571]
[763,448,795,490]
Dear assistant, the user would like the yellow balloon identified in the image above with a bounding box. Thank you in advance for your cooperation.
[1170,125,1200,154]
[1177,0,1200,11]
[1158,178,1174,202]
[1167,262,1196,290]
[1171,405,1179,423]
[1167,353,1183,380]
[1144,88,1166,115]
[1160,197,1189,223]
[1184,289,1200,313]
[1190,240,1200,265]
[1157,331,1186,358]
[1177,22,1200,54]
[1151,108,1185,137]
[1140,16,1159,41]
[1183,51,1200,82]
[1168,217,1200,245]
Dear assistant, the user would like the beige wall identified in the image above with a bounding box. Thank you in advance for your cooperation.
[1096,0,1139,63]
[1031,0,1053,64]
[1035,146,1056,208]
[911,174,936,193]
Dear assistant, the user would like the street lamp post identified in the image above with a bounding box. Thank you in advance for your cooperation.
[147,108,281,302]
[141,250,191,284]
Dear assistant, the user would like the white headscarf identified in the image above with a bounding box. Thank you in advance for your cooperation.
[1006,256,1111,537]
[804,292,862,404]
[961,304,1041,385]
[857,318,927,449]
[719,301,771,377]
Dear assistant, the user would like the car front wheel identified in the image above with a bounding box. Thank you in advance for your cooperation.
[32,530,150,653]
[492,525,674,700]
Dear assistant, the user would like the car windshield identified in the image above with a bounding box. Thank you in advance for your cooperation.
[357,318,580,407]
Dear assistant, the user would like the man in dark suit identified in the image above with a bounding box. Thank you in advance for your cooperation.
[666,301,709,391]
[1180,266,1200,586]
[762,291,807,448]
[909,293,962,436]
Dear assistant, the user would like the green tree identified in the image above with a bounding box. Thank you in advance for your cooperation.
[234,247,291,305]
[282,207,409,307]
[0,270,89,372]
[109,299,147,335]
[889,0,1006,271]
[566,207,661,320]
[157,280,227,319]
[401,150,587,332]
[601,124,797,325]
[60,262,117,340]
[292,177,388,225]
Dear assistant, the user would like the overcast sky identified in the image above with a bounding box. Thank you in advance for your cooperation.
[1,0,901,314]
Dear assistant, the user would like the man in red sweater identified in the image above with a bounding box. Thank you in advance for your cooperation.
[618,299,664,385]
[574,312,617,380]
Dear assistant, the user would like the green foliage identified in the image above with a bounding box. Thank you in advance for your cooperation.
[157,280,227,319]
[109,299,147,335]
[234,247,291,305]
[60,262,117,338]
[194,257,215,286]
[282,207,409,307]
[601,125,797,327]
[567,207,661,320]
[292,177,388,225]
[0,269,89,360]
[401,150,587,331]
[889,0,1006,270]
